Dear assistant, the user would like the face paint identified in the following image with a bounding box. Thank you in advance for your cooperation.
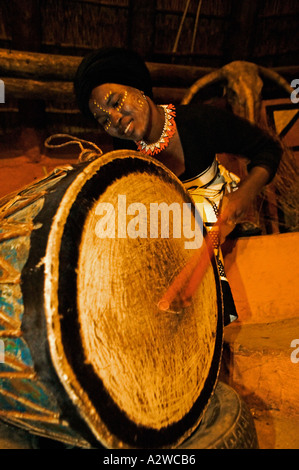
[104,90,112,102]
[92,93,113,130]
[92,99,111,115]
[89,84,150,141]
[115,91,128,112]
[137,97,144,109]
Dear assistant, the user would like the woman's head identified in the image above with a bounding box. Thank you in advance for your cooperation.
[74,47,153,126]
[89,82,151,141]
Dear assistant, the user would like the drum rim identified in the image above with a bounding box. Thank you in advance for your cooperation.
[44,149,223,449]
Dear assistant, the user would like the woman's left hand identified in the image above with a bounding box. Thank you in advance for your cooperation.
[219,166,271,243]
[220,188,252,225]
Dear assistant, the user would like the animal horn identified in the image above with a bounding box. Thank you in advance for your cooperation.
[181,69,225,104]
[258,65,293,95]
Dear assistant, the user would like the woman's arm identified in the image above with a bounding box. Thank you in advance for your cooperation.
[177,104,283,239]
[220,165,271,227]
[177,104,283,182]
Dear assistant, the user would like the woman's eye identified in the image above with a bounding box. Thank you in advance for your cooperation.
[113,99,120,108]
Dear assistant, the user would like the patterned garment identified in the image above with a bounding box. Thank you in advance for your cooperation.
[183,159,239,325]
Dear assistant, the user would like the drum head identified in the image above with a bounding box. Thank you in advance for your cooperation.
[44,150,223,449]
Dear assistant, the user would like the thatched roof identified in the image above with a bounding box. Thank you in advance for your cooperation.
[0,0,298,68]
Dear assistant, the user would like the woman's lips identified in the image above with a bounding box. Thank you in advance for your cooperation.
[124,120,133,137]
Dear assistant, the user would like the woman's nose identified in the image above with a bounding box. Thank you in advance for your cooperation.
[110,109,122,128]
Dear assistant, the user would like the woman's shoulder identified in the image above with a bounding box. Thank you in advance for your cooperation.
[176,102,231,123]
[176,102,207,116]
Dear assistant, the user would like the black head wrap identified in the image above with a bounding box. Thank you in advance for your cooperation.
[74,47,153,121]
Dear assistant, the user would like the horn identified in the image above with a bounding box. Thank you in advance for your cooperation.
[181,69,225,104]
[258,65,293,95]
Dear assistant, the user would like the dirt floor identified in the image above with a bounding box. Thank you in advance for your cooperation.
[0,387,298,449]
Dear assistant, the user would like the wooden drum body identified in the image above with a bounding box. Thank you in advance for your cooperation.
[0,150,223,449]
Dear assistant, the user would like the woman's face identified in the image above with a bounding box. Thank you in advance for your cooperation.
[89,83,150,141]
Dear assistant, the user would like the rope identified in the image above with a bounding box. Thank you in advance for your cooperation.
[44,134,103,163]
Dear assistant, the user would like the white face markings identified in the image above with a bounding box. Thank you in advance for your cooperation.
[92,90,128,131]
[89,84,151,140]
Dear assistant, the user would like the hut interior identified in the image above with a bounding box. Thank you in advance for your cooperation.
[0,0,298,450]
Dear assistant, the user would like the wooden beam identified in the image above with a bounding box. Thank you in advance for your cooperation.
[3,77,186,105]
[1,48,297,88]
[0,48,214,86]
[3,78,75,102]
[0,49,80,81]
[0,49,298,104]
[148,63,215,87]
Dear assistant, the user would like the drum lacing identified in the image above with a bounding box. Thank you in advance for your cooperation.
[44,134,103,162]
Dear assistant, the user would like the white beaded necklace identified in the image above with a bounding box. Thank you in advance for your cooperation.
[135,104,176,156]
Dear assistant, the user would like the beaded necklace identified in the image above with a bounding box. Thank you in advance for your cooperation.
[135,104,176,156]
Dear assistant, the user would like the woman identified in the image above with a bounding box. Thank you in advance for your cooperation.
[74,47,282,325]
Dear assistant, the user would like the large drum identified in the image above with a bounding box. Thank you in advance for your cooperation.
[0,150,223,449]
